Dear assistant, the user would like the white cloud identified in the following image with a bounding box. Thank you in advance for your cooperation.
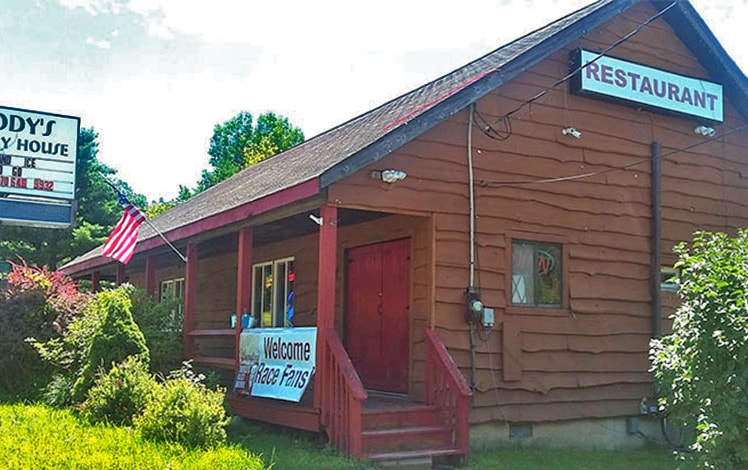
[58,0,121,15]
[85,36,112,49]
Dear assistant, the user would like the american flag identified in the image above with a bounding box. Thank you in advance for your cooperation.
[102,191,146,264]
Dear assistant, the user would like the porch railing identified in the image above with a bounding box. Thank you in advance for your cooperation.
[424,328,472,459]
[319,327,368,457]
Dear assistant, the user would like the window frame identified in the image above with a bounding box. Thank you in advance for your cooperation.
[251,257,295,328]
[505,232,570,316]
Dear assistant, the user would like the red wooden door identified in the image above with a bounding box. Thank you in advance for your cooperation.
[346,238,410,393]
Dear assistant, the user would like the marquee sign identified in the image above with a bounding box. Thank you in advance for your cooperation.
[236,327,316,402]
[0,106,80,200]
[570,49,723,122]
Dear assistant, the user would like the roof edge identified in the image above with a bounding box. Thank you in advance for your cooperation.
[319,0,639,187]
[61,178,320,275]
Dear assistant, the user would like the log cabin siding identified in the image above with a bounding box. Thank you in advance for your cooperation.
[328,3,748,423]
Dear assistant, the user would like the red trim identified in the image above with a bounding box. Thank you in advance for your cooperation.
[228,395,321,432]
[235,228,253,370]
[61,179,319,275]
[145,256,157,296]
[91,271,100,293]
[115,264,126,285]
[315,205,338,411]
[183,243,198,359]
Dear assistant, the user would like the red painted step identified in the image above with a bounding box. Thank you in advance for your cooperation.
[362,405,442,430]
[366,447,463,462]
[362,425,453,454]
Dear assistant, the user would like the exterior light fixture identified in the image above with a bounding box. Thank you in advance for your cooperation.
[561,127,582,139]
[694,125,716,137]
[370,169,408,183]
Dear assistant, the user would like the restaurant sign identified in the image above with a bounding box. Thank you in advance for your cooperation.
[570,49,723,122]
[235,327,316,402]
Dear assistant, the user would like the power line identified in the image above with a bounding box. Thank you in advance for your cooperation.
[482,124,748,188]
[477,0,679,141]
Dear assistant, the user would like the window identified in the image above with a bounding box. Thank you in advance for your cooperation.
[660,267,677,292]
[252,258,295,328]
[160,277,185,317]
[511,240,562,307]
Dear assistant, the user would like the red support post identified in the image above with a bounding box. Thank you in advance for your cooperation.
[183,243,198,360]
[145,256,157,297]
[91,271,100,293]
[115,264,126,286]
[314,205,338,411]
[235,227,253,370]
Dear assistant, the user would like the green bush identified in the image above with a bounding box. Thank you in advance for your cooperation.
[0,261,87,399]
[650,230,748,469]
[129,288,183,374]
[31,286,150,405]
[136,363,230,449]
[72,287,150,402]
[81,356,158,426]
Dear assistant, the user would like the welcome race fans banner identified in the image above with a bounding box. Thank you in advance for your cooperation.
[235,327,316,402]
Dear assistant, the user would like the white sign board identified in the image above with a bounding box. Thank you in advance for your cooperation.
[236,327,316,402]
[571,49,723,122]
[0,106,80,200]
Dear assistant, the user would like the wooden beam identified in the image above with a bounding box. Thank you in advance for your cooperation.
[316,205,338,329]
[315,205,338,410]
[183,243,198,360]
[115,264,126,286]
[235,227,253,370]
[91,271,100,293]
[145,256,157,297]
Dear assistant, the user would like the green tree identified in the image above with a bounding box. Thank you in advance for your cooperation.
[194,111,304,194]
[650,230,748,469]
[0,128,145,269]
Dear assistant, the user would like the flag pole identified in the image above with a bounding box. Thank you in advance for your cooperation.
[99,173,187,264]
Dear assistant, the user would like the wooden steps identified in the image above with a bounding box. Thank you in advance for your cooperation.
[360,403,464,466]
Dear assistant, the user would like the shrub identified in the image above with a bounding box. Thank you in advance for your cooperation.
[129,288,183,374]
[0,261,88,398]
[30,286,150,405]
[136,363,230,449]
[650,230,748,469]
[81,356,158,426]
[29,293,107,406]
[72,287,150,402]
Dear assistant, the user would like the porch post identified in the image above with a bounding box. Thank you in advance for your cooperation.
[235,227,253,370]
[183,243,198,359]
[145,256,157,297]
[115,264,126,286]
[315,205,338,410]
[91,271,100,293]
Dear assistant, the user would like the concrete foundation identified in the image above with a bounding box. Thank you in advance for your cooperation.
[470,416,667,451]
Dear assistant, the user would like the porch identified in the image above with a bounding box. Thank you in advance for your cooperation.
[86,205,471,464]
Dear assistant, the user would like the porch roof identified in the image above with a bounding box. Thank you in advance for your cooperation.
[61,0,748,275]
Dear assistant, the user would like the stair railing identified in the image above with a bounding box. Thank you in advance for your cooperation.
[424,328,472,460]
[319,327,368,457]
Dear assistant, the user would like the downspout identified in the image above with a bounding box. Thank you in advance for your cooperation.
[467,105,477,402]
[651,141,662,338]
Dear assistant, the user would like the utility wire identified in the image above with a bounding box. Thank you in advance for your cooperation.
[482,124,748,187]
[477,0,679,141]
[500,0,678,121]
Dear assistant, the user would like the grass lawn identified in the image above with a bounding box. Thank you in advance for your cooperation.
[0,403,263,469]
[468,447,681,470]
[0,402,684,469]
[226,418,682,470]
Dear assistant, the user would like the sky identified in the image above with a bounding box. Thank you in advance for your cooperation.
[1,0,746,201]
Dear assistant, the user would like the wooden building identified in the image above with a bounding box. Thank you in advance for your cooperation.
[62,0,748,465]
